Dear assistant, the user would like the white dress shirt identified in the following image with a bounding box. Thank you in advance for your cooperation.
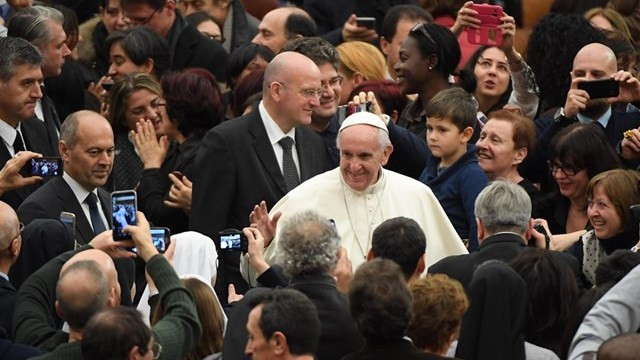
[63,172,109,232]
[258,101,300,177]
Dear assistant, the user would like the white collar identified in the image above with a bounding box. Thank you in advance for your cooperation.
[63,172,97,206]
[258,101,296,146]
[0,120,21,148]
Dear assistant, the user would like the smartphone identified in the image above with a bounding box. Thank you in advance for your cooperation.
[23,157,63,176]
[467,4,503,46]
[60,211,76,236]
[337,101,373,123]
[111,190,137,240]
[131,227,171,253]
[218,229,248,252]
[355,17,376,29]
[577,79,619,99]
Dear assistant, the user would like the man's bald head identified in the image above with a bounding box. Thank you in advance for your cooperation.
[264,51,320,93]
[252,7,317,53]
[573,43,617,74]
[56,260,110,331]
[62,249,120,306]
[0,201,19,250]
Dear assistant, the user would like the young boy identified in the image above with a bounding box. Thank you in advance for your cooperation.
[419,87,488,251]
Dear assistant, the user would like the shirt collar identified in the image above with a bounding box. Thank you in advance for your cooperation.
[63,172,97,206]
[577,107,611,128]
[0,120,21,149]
[0,272,8,282]
[258,100,296,146]
[340,166,387,195]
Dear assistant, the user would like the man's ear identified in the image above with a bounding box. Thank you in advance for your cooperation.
[380,143,394,166]
[525,218,534,240]
[270,332,288,356]
[55,300,64,320]
[414,254,425,277]
[59,141,70,162]
[9,237,20,258]
[366,248,374,261]
[380,36,390,56]
[476,218,485,243]
[269,81,284,102]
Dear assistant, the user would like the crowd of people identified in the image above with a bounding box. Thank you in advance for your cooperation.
[2,0,640,359]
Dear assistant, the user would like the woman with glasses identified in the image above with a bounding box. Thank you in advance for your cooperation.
[568,169,640,287]
[336,41,388,105]
[106,73,167,191]
[533,123,621,251]
[394,22,461,140]
[134,68,223,233]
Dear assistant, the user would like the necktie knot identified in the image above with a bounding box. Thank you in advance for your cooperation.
[279,136,294,150]
[13,129,25,153]
[85,192,98,206]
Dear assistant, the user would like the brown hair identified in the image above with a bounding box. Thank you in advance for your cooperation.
[152,278,224,359]
[407,274,469,352]
[585,7,632,40]
[487,109,536,151]
[587,169,640,229]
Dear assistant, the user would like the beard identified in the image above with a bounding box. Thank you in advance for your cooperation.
[581,99,610,119]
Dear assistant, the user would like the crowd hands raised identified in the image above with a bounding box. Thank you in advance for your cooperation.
[6,0,640,359]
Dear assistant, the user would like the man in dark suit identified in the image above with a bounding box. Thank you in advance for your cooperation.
[0,37,58,210]
[223,211,363,360]
[190,51,328,300]
[429,180,579,290]
[121,0,229,82]
[17,110,135,305]
[8,5,72,154]
[0,201,23,338]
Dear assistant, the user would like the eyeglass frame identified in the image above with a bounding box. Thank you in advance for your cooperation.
[547,160,584,177]
[124,5,162,26]
[321,75,344,89]
[271,81,323,99]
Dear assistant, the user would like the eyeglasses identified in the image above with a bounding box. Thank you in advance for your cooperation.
[410,22,437,49]
[548,161,584,176]
[273,81,322,99]
[129,98,166,117]
[124,6,161,26]
[321,76,343,89]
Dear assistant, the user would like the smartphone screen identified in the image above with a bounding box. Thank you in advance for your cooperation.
[577,79,619,99]
[220,232,243,251]
[25,157,63,176]
[131,227,170,253]
[60,211,76,242]
[111,191,137,240]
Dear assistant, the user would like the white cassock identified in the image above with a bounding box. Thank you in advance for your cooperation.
[263,167,468,271]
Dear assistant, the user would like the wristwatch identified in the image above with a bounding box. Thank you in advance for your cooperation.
[553,107,574,124]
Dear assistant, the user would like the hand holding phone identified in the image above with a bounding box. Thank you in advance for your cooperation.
[22,157,63,177]
[466,4,503,46]
[577,79,620,99]
[355,17,376,30]
[131,227,171,254]
[111,190,137,240]
[219,229,248,253]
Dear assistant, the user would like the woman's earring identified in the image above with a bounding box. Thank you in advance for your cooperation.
[428,66,433,70]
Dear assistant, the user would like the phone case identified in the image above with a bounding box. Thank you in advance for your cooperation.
[466,4,503,46]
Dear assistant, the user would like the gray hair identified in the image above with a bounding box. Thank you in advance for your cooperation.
[281,37,340,70]
[278,210,340,277]
[336,124,391,150]
[7,5,64,47]
[0,37,43,82]
[474,180,531,235]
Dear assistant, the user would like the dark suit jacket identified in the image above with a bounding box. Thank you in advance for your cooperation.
[37,93,61,157]
[190,110,328,299]
[0,277,16,339]
[223,275,363,360]
[171,13,229,82]
[340,339,454,360]
[16,177,135,305]
[0,118,57,210]
[428,232,580,289]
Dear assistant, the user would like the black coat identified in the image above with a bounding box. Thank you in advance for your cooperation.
[340,338,453,360]
[0,277,16,339]
[190,109,328,300]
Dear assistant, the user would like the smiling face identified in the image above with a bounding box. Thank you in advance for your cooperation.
[551,159,590,201]
[124,89,165,134]
[101,0,127,33]
[394,36,430,95]
[476,119,522,179]
[339,124,393,191]
[108,42,151,79]
[588,184,623,239]
[314,62,342,121]
[0,64,43,126]
[473,47,510,101]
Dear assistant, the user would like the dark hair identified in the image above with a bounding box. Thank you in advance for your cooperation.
[459,45,513,113]
[186,10,220,28]
[82,306,152,360]
[372,217,426,279]
[350,80,408,117]
[50,4,79,51]
[595,249,640,286]
[121,0,165,9]
[284,13,317,39]
[249,289,321,356]
[550,0,608,14]
[509,249,579,353]
[105,27,171,78]
[232,68,265,117]
[161,68,223,138]
[548,123,621,179]
[0,37,43,82]
[526,13,606,112]
[425,87,477,131]
[381,5,433,41]
[281,37,339,70]
[226,43,275,88]
[559,283,613,359]
[408,23,461,80]
[349,258,412,341]
[56,260,110,330]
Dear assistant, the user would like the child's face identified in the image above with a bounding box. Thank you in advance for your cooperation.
[426,116,469,161]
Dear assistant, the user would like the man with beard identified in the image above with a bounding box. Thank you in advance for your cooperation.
[525,43,640,182]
